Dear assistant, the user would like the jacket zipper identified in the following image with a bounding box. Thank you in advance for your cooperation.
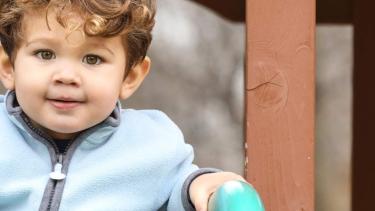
[50,154,66,180]
[47,154,66,210]
[44,135,77,211]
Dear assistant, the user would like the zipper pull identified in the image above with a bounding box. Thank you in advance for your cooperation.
[49,154,66,180]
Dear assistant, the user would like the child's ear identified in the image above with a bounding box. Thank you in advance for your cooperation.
[0,46,15,90]
[119,56,151,100]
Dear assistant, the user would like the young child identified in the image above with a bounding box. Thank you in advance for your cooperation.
[0,1,245,211]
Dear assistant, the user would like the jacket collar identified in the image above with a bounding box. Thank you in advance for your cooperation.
[4,90,121,149]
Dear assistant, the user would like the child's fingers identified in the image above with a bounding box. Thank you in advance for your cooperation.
[189,172,247,211]
[194,193,209,211]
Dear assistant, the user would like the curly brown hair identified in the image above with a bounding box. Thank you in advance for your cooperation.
[0,0,155,72]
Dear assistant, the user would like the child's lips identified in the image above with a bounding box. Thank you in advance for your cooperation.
[48,98,83,110]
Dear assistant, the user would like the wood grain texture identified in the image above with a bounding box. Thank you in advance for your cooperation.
[245,0,315,210]
[352,0,375,210]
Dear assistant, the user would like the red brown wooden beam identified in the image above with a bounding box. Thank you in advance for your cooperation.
[352,1,375,210]
[245,0,315,210]
[193,0,352,24]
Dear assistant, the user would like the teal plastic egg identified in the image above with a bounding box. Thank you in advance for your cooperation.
[208,180,265,211]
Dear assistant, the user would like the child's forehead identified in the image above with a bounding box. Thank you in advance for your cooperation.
[21,9,122,48]
[22,8,83,35]
[21,13,80,46]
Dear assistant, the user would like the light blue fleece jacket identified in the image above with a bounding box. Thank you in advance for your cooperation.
[0,91,217,211]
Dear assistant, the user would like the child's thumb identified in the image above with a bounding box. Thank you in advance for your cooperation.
[192,190,213,211]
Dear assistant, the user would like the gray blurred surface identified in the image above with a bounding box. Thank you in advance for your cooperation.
[316,24,352,211]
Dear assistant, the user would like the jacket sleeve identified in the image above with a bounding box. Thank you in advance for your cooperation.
[142,110,221,210]
[164,142,220,210]
[180,168,222,211]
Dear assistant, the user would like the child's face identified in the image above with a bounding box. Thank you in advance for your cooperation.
[0,11,150,139]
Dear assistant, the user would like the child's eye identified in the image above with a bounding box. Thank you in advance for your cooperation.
[34,50,56,60]
[83,55,103,65]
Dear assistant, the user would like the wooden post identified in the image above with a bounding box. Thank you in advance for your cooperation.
[245,0,315,210]
[352,1,375,210]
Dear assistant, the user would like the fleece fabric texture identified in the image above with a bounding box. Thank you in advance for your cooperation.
[0,93,201,211]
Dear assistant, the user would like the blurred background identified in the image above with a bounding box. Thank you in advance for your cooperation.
[0,0,352,210]
[316,25,352,211]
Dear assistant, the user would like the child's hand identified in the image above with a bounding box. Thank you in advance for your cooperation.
[189,172,246,211]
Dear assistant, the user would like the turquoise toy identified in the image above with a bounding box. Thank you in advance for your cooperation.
[208,180,265,211]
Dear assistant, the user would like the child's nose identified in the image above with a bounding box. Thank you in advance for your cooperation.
[52,67,81,87]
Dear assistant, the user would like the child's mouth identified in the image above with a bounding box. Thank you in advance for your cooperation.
[48,99,82,110]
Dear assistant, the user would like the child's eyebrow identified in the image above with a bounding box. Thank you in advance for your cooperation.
[83,42,115,56]
[25,38,59,47]
[25,38,115,56]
